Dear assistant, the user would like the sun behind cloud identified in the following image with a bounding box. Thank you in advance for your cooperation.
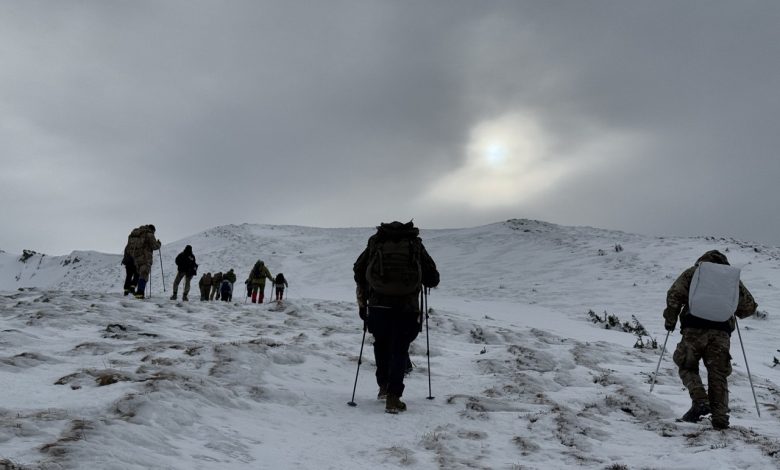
[423,113,568,208]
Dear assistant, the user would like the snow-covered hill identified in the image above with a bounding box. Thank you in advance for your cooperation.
[2,219,780,469]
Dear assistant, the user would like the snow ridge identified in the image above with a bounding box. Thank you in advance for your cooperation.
[2,220,780,469]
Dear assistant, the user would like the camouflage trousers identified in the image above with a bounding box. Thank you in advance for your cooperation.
[672,328,732,426]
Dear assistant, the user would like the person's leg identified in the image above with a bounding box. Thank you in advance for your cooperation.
[182,275,192,300]
[123,263,136,295]
[704,331,733,429]
[171,271,184,299]
[367,309,391,397]
[673,330,710,421]
[129,265,138,292]
[135,264,151,298]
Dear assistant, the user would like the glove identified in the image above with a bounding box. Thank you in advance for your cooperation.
[664,317,676,332]
[359,306,367,321]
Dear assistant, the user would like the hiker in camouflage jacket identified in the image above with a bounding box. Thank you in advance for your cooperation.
[663,250,757,430]
[198,273,212,301]
[210,272,223,301]
[123,224,161,299]
[353,221,440,413]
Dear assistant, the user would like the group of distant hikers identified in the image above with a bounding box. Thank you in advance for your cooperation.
[121,225,288,304]
[121,222,757,426]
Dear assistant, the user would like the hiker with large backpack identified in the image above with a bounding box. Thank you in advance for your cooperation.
[248,260,274,303]
[123,224,162,299]
[353,221,440,413]
[170,245,197,301]
[663,250,757,430]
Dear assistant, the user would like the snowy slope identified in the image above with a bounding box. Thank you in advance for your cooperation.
[1,219,780,469]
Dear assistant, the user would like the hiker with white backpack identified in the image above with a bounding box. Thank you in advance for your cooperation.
[662,250,757,430]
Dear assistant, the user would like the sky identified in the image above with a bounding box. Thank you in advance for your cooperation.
[1,0,780,255]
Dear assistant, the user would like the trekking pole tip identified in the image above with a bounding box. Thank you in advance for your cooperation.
[347,401,357,407]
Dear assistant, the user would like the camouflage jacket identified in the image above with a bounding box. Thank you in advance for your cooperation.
[664,266,757,333]
[123,226,161,268]
[199,274,212,288]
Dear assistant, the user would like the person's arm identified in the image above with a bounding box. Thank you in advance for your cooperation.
[735,282,758,319]
[663,267,694,330]
[420,244,440,288]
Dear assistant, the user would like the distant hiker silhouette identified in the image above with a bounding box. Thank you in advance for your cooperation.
[210,271,223,301]
[123,224,161,299]
[170,245,197,301]
[199,272,212,301]
[248,260,274,303]
[274,273,288,301]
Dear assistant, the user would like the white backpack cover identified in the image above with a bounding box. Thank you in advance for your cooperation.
[688,262,741,322]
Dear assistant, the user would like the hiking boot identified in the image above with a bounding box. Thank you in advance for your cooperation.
[680,402,711,423]
[123,289,132,296]
[170,294,177,300]
[377,384,388,400]
[182,295,188,301]
[712,418,730,430]
[133,293,145,300]
[385,394,407,414]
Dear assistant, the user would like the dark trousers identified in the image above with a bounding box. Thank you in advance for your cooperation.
[123,262,138,292]
[367,307,420,397]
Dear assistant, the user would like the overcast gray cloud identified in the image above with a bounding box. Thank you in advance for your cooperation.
[1,0,779,254]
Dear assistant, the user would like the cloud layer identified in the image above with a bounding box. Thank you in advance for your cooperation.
[1,1,779,254]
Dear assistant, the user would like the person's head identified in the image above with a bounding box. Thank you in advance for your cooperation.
[376,220,419,239]
[148,224,156,233]
[184,245,192,253]
[696,249,730,266]
[256,260,264,267]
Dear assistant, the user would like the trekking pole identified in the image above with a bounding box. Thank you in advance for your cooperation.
[649,330,671,393]
[424,287,434,400]
[158,249,166,292]
[736,318,761,417]
[347,322,368,407]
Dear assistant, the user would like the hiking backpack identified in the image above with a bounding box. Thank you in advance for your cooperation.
[220,279,232,295]
[365,236,423,296]
[688,261,741,322]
